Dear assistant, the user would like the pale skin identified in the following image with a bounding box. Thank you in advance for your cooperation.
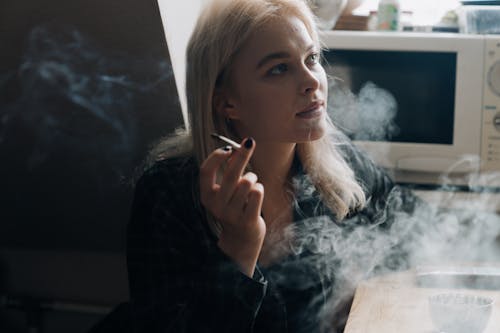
[200,14,329,277]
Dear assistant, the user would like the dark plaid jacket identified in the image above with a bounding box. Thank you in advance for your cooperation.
[126,141,422,333]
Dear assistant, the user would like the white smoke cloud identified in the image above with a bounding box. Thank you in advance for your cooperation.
[327,79,400,141]
[0,24,174,174]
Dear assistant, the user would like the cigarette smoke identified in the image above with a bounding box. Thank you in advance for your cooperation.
[256,77,500,332]
[263,167,500,332]
[0,24,174,179]
[327,78,400,141]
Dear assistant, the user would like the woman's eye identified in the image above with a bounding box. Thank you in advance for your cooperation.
[268,63,288,75]
[307,53,320,65]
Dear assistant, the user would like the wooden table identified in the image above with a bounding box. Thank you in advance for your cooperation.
[343,269,500,333]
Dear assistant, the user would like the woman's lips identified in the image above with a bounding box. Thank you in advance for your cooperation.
[296,101,324,119]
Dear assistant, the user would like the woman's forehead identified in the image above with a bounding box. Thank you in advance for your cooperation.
[240,16,316,60]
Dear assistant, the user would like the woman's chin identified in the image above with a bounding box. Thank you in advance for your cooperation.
[296,126,326,143]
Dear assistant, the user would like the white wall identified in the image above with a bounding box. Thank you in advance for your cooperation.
[157,0,207,130]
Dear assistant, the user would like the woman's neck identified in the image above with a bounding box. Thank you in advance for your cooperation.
[250,141,296,190]
[251,142,297,267]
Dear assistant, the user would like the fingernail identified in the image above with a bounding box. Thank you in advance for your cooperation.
[221,145,232,152]
[244,137,254,149]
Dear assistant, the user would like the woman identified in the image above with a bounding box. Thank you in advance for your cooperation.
[127,0,421,332]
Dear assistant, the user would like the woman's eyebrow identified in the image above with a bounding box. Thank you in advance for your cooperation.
[255,44,317,69]
[256,51,290,69]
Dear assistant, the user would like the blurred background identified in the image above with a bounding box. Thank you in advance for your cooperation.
[0,0,185,331]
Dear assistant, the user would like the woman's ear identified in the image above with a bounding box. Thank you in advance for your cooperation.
[213,89,239,120]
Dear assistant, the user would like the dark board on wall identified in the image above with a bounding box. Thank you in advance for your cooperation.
[0,0,184,251]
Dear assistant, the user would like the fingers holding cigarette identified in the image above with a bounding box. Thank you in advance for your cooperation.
[199,135,257,210]
[199,135,265,277]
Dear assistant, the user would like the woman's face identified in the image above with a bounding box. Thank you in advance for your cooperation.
[221,15,328,144]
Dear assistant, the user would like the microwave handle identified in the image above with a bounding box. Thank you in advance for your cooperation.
[396,157,478,174]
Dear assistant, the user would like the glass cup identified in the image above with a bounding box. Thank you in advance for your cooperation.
[428,293,494,333]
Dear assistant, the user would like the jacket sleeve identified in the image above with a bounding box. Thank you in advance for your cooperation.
[126,162,268,333]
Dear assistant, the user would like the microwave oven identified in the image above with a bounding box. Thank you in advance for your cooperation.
[320,31,500,187]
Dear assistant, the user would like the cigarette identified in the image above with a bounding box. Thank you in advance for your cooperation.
[210,133,241,149]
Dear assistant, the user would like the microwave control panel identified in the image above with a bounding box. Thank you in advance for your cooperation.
[482,37,500,171]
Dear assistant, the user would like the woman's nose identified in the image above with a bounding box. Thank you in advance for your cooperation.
[299,67,320,95]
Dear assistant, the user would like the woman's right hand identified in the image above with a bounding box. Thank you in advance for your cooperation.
[199,138,266,277]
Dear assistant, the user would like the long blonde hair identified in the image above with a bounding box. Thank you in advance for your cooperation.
[157,0,365,229]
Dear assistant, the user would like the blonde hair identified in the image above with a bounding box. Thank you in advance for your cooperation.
[157,0,365,230]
